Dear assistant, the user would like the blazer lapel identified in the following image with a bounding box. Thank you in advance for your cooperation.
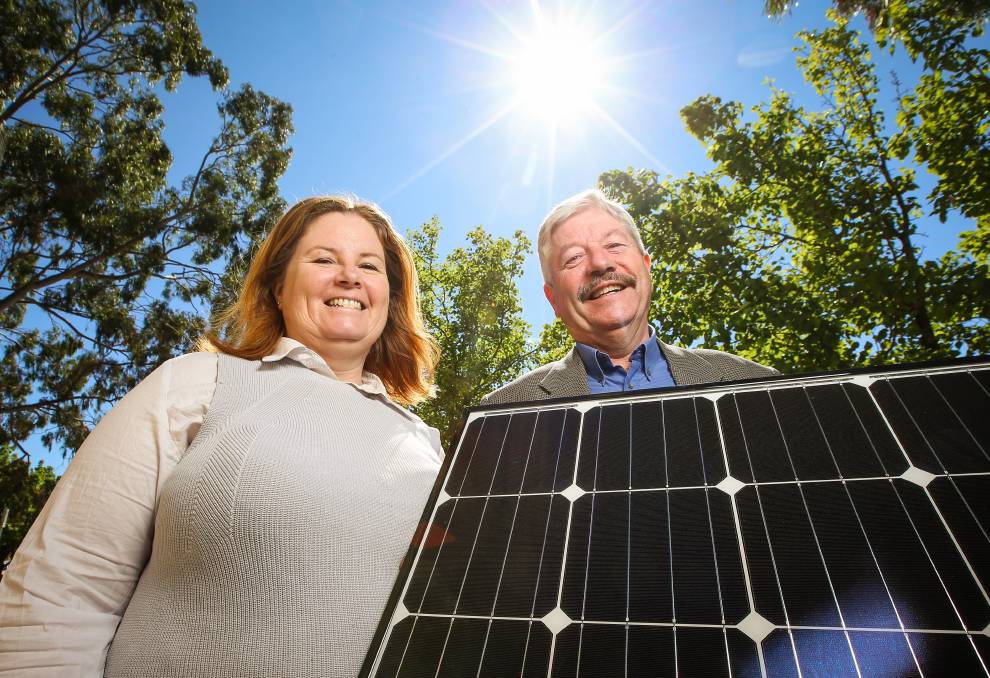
[658,339,705,386]
[538,347,591,399]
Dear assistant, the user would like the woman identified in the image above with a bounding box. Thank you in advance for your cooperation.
[0,196,442,677]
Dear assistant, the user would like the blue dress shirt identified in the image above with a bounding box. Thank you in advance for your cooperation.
[575,326,676,394]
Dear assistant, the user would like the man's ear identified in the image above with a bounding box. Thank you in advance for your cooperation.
[544,283,561,318]
[643,252,651,270]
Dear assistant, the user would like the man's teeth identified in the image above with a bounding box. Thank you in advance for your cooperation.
[591,285,623,299]
[325,298,363,309]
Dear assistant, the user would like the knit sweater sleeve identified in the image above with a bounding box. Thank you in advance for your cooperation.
[0,352,217,677]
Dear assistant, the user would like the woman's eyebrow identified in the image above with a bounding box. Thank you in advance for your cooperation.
[305,245,384,260]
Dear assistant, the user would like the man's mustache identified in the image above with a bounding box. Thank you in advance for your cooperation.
[577,272,637,302]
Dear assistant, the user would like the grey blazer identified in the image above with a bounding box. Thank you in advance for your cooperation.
[480,339,779,406]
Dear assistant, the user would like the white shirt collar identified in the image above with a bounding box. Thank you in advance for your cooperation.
[260,337,389,396]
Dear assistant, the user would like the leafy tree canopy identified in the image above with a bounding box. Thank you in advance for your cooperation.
[410,219,534,448]
[1,0,293,457]
[602,3,988,373]
[0,444,57,568]
[764,0,990,31]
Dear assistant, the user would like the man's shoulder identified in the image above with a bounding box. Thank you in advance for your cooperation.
[480,354,577,406]
[480,361,560,406]
[663,343,779,383]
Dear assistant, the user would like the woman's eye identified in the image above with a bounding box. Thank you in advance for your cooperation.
[360,263,380,271]
[314,257,334,264]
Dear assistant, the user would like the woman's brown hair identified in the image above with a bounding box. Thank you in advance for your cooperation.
[201,196,438,406]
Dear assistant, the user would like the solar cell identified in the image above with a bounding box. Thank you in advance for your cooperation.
[362,360,990,677]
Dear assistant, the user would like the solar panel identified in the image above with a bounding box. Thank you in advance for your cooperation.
[361,359,990,677]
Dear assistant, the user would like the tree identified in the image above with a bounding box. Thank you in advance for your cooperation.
[0,445,58,569]
[0,0,293,457]
[409,218,534,448]
[601,7,988,373]
[763,0,990,30]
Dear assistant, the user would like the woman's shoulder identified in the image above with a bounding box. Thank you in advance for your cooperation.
[126,352,219,406]
[155,351,220,388]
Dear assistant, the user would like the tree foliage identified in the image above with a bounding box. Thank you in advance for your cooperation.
[410,219,534,448]
[0,0,293,456]
[764,0,990,30]
[0,445,58,568]
[602,6,989,373]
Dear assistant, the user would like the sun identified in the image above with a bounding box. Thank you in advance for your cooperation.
[385,2,667,199]
[509,19,607,123]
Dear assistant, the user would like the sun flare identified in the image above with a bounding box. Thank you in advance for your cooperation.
[509,20,606,123]
[387,2,666,198]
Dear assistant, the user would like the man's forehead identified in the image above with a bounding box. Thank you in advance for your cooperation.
[551,209,630,245]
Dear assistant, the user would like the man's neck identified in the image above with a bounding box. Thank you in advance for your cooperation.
[579,325,652,370]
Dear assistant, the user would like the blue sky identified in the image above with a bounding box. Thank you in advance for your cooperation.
[36,0,982,472]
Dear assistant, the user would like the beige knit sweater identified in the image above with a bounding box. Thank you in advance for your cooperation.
[104,354,440,677]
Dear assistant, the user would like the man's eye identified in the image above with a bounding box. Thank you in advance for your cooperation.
[564,255,581,267]
[608,242,625,250]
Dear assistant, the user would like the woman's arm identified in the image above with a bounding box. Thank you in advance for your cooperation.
[0,352,217,677]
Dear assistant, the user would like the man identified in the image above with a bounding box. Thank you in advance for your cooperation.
[482,189,777,405]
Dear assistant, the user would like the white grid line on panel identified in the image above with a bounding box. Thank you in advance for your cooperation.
[866,378,930,473]
[870,377,990,619]
[880,477,976,640]
[381,412,494,677]
[446,470,989,501]
[579,406,603,621]
[574,407,604,678]
[694,394,736,675]
[945,476,990,544]
[430,618,457,678]
[470,365,990,417]
[806,386,925,676]
[839,382,901,478]
[474,411,545,677]
[528,407,572,664]
[370,412,493,675]
[431,414,515,674]
[697,400,731,630]
[402,611,990,635]
[624,624,629,678]
[767,390,863,678]
[967,635,990,676]
[972,371,990,398]
[885,378,951,474]
[923,375,990,592]
[548,410,569,496]
[473,363,985,418]
[449,419,513,616]
[927,375,990,463]
[626,405,632,625]
[519,620,535,678]
[471,619,493,678]
[661,400,680,678]
[712,391,767,678]
[547,405,592,678]
[861,373,988,676]
[732,391,804,677]
[923,484,990,608]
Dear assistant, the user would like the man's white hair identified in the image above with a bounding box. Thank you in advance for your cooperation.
[537,188,646,283]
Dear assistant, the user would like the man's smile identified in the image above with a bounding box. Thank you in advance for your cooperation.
[578,273,637,302]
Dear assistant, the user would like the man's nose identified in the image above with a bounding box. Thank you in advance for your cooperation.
[587,245,615,273]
